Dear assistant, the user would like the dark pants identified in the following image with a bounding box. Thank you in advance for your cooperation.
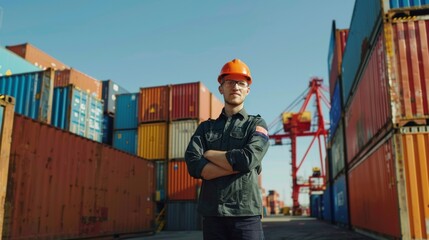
[202,216,264,240]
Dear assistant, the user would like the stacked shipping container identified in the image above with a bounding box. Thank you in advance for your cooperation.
[324,0,429,239]
[113,93,139,154]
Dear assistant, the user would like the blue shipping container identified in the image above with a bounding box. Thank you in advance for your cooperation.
[333,174,349,227]
[0,105,4,137]
[0,70,53,123]
[387,0,429,9]
[51,85,103,142]
[102,113,114,145]
[310,194,323,219]
[323,185,333,222]
[113,129,137,155]
[101,80,129,114]
[0,47,40,76]
[166,201,202,231]
[331,124,346,179]
[114,93,139,130]
[329,81,342,141]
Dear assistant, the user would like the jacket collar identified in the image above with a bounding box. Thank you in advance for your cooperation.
[219,108,248,120]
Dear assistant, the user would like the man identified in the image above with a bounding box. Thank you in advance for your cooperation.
[185,59,270,240]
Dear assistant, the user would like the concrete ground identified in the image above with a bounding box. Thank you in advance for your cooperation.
[123,215,374,240]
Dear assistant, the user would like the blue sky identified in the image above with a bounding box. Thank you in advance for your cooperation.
[0,1,355,206]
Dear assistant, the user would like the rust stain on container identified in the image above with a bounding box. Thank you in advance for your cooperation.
[137,122,167,160]
[4,114,155,239]
[6,43,69,70]
[139,85,170,123]
[167,160,201,201]
[55,68,102,99]
[170,82,211,121]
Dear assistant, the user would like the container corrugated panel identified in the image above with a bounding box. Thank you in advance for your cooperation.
[329,27,349,97]
[51,85,103,142]
[345,32,390,164]
[329,81,342,140]
[386,0,429,10]
[102,113,114,145]
[6,114,155,239]
[167,160,201,201]
[137,122,167,160]
[169,120,199,159]
[332,174,349,226]
[0,47,41,76]
[101,80,129,115]
[139,85,170,123]
[0,69,54,123]
[348,137,401,238]
[341,0,381,107]
[331,123,345,179]
[55,68,102,99]
[115,93,139,130]
[310,194,323,219]
[6,43,69,70]
[155,160,166,197]
[113,129,137,155]
[210,93,224,119]
[395,126,429,239]
[166,201,202,230]
[171,82,211,121]
[386,18,429,124]
[323,185,333,222]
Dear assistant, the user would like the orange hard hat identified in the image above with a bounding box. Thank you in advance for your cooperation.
[218,59,252,85]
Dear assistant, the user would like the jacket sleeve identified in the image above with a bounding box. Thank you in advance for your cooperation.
[184,122,209,179]
[225,117,270,173]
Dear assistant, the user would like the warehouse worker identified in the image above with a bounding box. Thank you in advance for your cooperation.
[185,59,270,240]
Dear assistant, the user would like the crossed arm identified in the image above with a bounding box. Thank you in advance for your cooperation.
[201,150,239,180]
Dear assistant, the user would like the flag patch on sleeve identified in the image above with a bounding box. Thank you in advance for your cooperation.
[254,126,269,140]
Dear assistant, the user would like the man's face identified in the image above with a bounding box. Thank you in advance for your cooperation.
[219,74,250,106]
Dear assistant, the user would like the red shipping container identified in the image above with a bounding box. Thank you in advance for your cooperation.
[329,29,349,97]
[345,31,391,165]
[167,160,201,201]
[210,93,224,119]
[6,42,69,70]
[139,85,170,123]
[171,82,211,121]
[2,114,155,239]
[55,68,102,99]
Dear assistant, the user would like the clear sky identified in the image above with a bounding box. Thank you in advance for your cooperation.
[0,0,355,206]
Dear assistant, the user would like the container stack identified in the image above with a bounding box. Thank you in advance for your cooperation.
[113,93,139,154]
[101,80,129,145]
[325,1,429,239]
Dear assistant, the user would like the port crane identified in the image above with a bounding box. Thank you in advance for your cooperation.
[268,77,330,215]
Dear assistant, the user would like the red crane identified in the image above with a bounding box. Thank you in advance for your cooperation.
[268,77,330,215]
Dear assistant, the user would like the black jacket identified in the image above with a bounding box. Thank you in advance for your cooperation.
[185,108,270,216]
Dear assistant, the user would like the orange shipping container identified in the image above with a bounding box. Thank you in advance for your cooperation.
[55,68,102,99]
[139,85,170,123]
[210,93,224,119]
[137,122,168,160]
[2,114,155,239]
[169,120,199,160]
[167,160,201,201]
[171,82,211,121]
[6,42,69,70]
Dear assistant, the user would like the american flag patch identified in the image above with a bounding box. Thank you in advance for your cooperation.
[254,126,269,140]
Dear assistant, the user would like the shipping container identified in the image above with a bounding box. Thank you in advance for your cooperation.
[102,113,114,145]
[51,85,103,142]
[115,93,139,130]
[210,93,224,119]
[101,79,129,115]
[137,122,167,160]
[394,126,429,240]
[0,47,41,76]
[6,42,69,70]
[171,82,211,121]
[348,135,401,238]
[154,161,167,202]
[310,194,323,219]
[384,0,429,10]
[2,114,155,239]
[139,85,169,123]
[169,119,199,160]
[165,201,201,231]
[323,185,334,222]
[0,69,54,123]
[113,129,137,155]
[345,31,391,165]
[167,160,201,201]
[331,123,346,179]
[55,68,102,99]
[332,174,349,227]
[328,21,348,97]
[329,81,342,140]
[385,16,429,126]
